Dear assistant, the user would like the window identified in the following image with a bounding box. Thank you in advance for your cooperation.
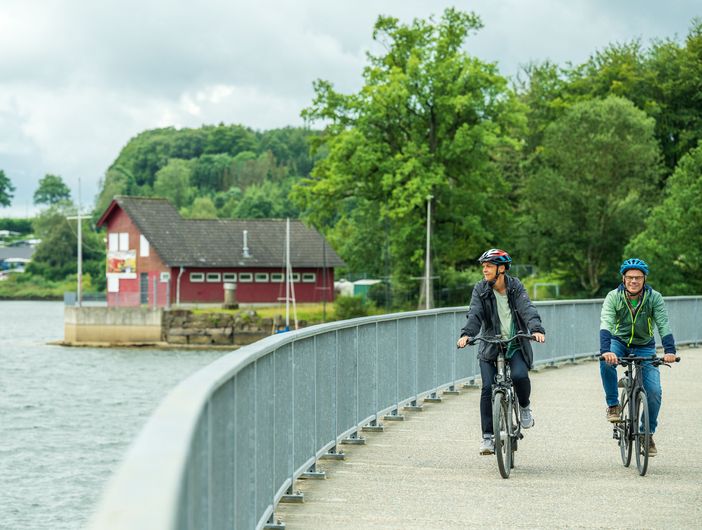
[239,272,253,283]
[302,273,316,283]
[291,273,300,282]
[108,233,118,252]
[223,273,237,282]
[160,272,171,282]
[271,273,284,283]
[119,232,129,251]
[206,273,221,283]
[139,234,150,257]
[255,273,269,283]
[190,273,204,283]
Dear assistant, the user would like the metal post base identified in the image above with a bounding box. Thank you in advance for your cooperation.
[424,394,442,403]
[362,424,385,432]
[384,414,405,421]
[264,516,286,529]
[403,404,424,412]
[300,463,326,479]
[341,433,366,445]
[280,491,304,504]
[320,447,346,460]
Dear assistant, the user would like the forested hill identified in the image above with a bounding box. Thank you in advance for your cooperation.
[95,125,321,219]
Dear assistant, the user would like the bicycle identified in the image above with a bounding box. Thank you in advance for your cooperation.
[469,333,535,479]
[600,354,680,476]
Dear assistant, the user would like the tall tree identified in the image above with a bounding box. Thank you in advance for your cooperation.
[0,169,15,207]
[153,159,194,209]
[295,8,525,291]
[625,141,702,294]
[519,96,661,296]
[33,174,72,205]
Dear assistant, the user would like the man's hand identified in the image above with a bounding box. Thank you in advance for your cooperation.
[602,352,618,365]
[457,336,470,348]
[663,353,677,363]
[532,332,545,343]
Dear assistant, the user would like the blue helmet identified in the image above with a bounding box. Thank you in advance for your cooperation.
[620,258,649,276]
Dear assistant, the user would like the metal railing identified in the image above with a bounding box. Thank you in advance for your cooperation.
[89,297,702,529]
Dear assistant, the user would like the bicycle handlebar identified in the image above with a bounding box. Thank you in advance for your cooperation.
[467,333,535,346]
[597,354,681,365]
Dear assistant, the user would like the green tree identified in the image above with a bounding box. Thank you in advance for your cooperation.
[33,174,72,205]
[519,96,661,296]
[184,196,218,219]
[191,154,233,192]
[153,159,194,209]
[295,9,525,292]
[0,169,15,207]
[27,205,105,285]
[625,141,702,294]
[233,178,300,219]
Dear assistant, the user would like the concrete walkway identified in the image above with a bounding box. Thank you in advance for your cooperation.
[277,349,702,529]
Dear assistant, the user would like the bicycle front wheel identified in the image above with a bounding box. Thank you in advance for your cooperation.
[635,389,650,476]
[619,390,632,467]
[492,391,512,478]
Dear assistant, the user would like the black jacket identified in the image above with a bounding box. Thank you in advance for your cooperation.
[460,275,545,369]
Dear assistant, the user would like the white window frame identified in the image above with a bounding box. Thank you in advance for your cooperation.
[139,234,150,257]
[190,272,204,283]
[223,273,237,282]
[271,273,284,283]
[239,272,253,283]
[255,273,269,283]
[291,272,300,282]
[108,233,118,252]
[302,273,316,283]
[206,273,222,283]
[118,232,129,251]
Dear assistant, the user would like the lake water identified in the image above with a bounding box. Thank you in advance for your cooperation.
[0,301,224,529]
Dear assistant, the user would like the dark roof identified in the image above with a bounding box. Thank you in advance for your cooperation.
[98,196,345,268]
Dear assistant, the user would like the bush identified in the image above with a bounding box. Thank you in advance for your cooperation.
[334,295,370,320]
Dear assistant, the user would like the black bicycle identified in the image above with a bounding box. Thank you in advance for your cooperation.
[469,333,535,479]
[601,354,680,476]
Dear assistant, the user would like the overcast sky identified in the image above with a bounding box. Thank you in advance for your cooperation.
[0,0,698,217]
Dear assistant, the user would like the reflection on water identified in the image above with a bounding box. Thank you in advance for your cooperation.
[0,301,224,530]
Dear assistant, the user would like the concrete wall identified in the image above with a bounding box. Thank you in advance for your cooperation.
[64,306,163,344]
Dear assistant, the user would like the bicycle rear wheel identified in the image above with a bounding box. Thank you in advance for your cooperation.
[619,391,632,467]
[492,391,512,478]
[635,389,650,476]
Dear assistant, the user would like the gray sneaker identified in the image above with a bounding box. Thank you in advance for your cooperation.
[520,406,535,429]
[479,436,495,455]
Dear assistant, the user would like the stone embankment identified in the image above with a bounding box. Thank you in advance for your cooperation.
[163,310,278,346]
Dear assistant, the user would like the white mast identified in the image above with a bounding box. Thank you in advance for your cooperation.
[77,178,83,308]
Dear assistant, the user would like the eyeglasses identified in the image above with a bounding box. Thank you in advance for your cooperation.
[623,275,644,282]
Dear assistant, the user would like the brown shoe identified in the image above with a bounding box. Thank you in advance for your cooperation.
[647,437,657,457]
[607,404,622,422]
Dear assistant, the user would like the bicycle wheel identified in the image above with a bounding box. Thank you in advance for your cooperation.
[492,391,512,478]
[619,390,632,467]
[635,389,650,476]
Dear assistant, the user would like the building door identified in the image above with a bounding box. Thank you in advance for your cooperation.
[140,273,149,305]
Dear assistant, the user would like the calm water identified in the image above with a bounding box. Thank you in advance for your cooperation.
[0,302,224,530]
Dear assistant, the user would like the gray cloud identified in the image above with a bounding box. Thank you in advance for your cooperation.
[0,0,698,215]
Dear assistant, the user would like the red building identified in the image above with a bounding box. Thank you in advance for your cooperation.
[96,196,345,306]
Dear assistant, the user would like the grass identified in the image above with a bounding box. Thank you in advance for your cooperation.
[192,303,336,323]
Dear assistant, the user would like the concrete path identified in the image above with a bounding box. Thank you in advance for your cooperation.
[277,349,702,529]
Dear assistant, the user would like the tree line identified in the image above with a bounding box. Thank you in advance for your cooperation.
[2,9,701,302]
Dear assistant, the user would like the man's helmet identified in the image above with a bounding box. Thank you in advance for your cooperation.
[478,248,512,270]
[620,258,649,276]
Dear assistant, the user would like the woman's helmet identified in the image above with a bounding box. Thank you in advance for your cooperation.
[478,248,512,270]
[620,258,649,276]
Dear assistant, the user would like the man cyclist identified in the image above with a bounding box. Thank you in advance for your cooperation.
[457,249,546,455]
[599,258,677,456]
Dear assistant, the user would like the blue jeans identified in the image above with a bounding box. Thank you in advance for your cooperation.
[599,340,662,434]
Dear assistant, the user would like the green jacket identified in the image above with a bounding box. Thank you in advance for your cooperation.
[599,284,676,353]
